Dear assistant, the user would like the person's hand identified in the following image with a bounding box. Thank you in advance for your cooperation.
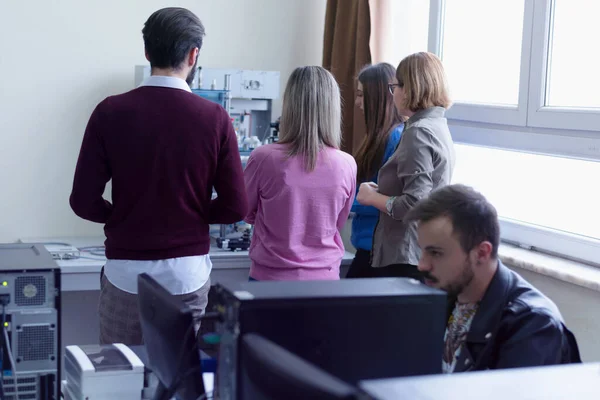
[357,182,378,205]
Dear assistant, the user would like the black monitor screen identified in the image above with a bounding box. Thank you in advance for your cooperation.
[138,273,205,400]
[240,333,363,400]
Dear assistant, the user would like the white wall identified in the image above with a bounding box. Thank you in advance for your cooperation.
[0,0,327,241]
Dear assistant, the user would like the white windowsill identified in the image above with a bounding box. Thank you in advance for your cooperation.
[499,243,600,293]
[345,215,600,292]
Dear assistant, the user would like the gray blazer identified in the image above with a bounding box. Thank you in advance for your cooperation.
[371,107,455,268]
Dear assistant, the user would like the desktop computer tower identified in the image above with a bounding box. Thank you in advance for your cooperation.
[0,244,61,400]
[213,278,447,400]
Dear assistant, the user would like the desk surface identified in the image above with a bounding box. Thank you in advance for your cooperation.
[19,236,355,273]
[360,363,600,400]
[61,374,214,400]
[19,236,353,291]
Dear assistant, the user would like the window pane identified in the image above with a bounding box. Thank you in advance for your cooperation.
[453,144,600,241]
[546,0,600,108]
[441,0,525,105]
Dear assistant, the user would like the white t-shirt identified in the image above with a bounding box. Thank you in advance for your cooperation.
[104,255,212,295]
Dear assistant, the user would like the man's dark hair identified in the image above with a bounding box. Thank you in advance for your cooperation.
[142,7,205,70]
[405,184,500,258]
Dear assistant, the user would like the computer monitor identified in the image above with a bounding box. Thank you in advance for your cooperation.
[215,278,447,397]
[240,333,367,400]
[137,273,205,400]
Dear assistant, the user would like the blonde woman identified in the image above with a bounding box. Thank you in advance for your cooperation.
[244,66,357,281]
[357,52,455,278]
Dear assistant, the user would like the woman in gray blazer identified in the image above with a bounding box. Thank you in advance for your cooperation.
[356,52,455,278]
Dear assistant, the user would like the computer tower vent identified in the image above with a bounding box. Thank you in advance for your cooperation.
[17,325,55,361]
[4,394,38,400]
[14,276,46,306]
[2,375,39,399]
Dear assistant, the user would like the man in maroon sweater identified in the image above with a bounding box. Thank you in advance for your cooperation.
[70,7,248,345]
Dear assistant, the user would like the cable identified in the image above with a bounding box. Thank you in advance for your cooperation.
[78,246,105,253]
[0,303,6,399]
[78,246,104,251]
[74,256,106,261]
[42,243,106,261]
[3,328,18,400]
[77,246,106,257]
[53,245,106,261]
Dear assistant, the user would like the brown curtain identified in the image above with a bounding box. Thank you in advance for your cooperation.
[323,0,372,155]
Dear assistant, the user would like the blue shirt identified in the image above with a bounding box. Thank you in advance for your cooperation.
[350,125,403,251]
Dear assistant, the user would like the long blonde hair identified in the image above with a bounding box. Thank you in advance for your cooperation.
[278,66,342,172]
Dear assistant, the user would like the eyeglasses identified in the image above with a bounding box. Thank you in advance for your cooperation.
[388,83,402,95]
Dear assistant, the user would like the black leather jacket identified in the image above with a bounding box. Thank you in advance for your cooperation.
[452,261,581,373]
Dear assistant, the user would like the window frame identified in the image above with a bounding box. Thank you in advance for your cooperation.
[428,0,535,126]
[430,0,600,133]
[500,218,600,267]
[428,0,600,266]
[527,0,600,131]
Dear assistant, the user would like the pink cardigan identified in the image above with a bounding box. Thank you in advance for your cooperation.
[244,144,357,280]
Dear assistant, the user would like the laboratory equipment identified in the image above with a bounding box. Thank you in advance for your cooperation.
[213,278,447,400]
[134,65,282,254]
[263,119,280,144]
[216,221,252,252]
[199,68,279,146]
[0,243,61,400]
[134,65,280,145]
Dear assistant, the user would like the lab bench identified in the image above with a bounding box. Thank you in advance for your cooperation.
[17,236,355,379]
[18,236,354,291]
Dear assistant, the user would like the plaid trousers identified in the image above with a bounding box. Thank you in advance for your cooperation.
[98,272,210,346]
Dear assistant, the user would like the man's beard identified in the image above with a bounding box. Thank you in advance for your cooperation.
[446,258,475,298]
[423,258,475,298]
[186,57,198,86]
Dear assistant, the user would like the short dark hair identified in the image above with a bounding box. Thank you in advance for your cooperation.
[142,7,205,70]
[404,184,500,258]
